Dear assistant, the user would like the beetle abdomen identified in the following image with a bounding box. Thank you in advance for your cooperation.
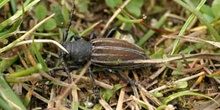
[91,38,148,68]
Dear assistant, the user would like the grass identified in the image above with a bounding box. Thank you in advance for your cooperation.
[0,0,220,109]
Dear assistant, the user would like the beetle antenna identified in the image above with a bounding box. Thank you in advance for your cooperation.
[63,0,75,42]
[60,0,75,85]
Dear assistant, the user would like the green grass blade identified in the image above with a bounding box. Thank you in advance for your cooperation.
[174,0,220,41]
[0,0,9,8]
[0,73,27,110]
[79,20,101,37]
[0,56,27,110]
[136,11,169,46]
[0,0,40,31]
[8,63,42,77]
[0,96,13,110]
[0,56,18,73]
[0,19,22,40]
[0,14,55,54]
[171,0,206,54]
[162,90,220,105]
[31,40,49,71]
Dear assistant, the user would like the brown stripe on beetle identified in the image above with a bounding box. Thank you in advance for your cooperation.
[91,38,148,68]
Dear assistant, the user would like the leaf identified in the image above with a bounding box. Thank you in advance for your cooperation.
[150,48,164,59]
[76,0,89,13]
[126,0,144,17]
[36,25,44,32]
[172,70,183,76]
[202,13,214,23]
[201,5,214,19]
[212,0,220,17]
[43,18,57,31]
[105,0,122,8]
[62,5,69,25]
[176,81,188,89]
[153,92,163,97]
[50,4,65,27]
[101,84,122,101]
[35,4,47,20]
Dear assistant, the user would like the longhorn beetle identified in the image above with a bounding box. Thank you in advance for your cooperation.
[59,1,161,105]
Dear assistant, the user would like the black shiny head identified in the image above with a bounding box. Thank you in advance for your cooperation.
[60,1,93,65]
[62,37,92,65]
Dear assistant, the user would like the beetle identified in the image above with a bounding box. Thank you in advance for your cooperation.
[60,3,149,72]
[59,1,151,103]
[62,34,148,69]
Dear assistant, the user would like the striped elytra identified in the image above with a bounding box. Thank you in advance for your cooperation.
[91,38,148,68]
[62,37,148,68]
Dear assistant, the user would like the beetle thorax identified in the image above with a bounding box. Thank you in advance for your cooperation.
[62,39,92,65]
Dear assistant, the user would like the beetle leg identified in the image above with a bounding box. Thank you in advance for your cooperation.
[63,1,75,42]
[88,67,100,102]
[106,27,133,38]
[59,50,74,100]
[105,27,118,38]
[60,51,72,84]
[48,69,55,77]
[49,66,79,76]
[104,69,138,86]
[61,1,74,83]
[89,30,99,40]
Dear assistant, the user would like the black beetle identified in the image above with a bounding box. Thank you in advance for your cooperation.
[62,37,148,69]
[60,2,149,74]
[58,1,155,104]
[61,29,150,103]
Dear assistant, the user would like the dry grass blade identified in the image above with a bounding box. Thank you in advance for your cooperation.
[101,0,131,35]
[99,98,113,110]
[134,53,220,64]
[133,72,154,110]
[6,74,41,83]
[165,60,208,73]
[74,61,91,84]
[136,84,161,106]
[150,71,206,93]
[39,70,69,87]
[139,89,154,110]
[163,33,220,48]
[22,83,49,103]
[71,74,113,90]
[116,88,125,110]
[48,61,92,108]
[15,39,69,53]
[131,96,155,110]
[58,72,114,89]
[72,86,79,109]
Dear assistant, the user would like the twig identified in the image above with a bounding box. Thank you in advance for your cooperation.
[149,71,206,93]
[101,0,131,36]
